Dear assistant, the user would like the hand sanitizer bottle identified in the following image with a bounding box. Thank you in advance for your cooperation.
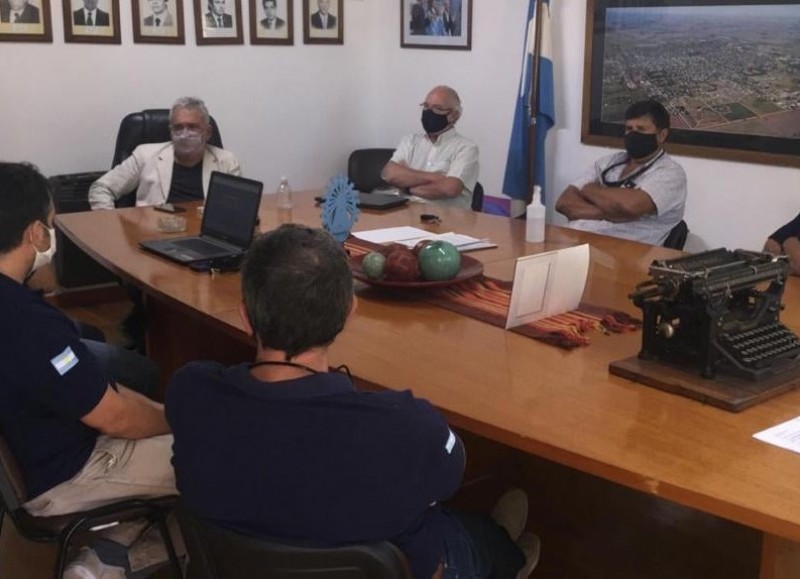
[525,185,546,243]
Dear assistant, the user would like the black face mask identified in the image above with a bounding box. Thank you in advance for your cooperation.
[624,131,659,160]
[421,109,450,135]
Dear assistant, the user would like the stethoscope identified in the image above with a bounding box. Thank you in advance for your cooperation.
[600,149,665,189]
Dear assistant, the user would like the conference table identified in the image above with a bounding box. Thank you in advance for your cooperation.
[57,191,800,578]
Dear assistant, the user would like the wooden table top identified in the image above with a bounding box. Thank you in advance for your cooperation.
[57,191,800,544]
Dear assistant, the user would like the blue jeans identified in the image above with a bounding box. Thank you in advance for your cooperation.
[81,339,159,399]
[441,509,525,579]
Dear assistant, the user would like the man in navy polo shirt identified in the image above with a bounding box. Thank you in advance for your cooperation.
[166,224,539,579]
[0,162,176,577]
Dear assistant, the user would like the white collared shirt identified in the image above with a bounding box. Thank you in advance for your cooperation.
[390,127,480,209]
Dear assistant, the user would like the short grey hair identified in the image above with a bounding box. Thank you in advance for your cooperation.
[170,96,210,125]
[430,85,462,119]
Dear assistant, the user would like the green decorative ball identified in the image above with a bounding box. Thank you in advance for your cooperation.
[418,240,461,281]
[362,252,386,280]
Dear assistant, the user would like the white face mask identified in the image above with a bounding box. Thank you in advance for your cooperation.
[31,222,57,274]
[171,129,205,157]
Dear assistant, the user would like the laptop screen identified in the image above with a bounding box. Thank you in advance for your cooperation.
[201,172,264,248]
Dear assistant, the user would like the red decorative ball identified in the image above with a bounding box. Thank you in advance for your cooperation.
[384,248,421,281]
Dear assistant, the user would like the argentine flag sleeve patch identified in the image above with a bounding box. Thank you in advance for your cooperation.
[445,429,456,454]
[50,346,79,376]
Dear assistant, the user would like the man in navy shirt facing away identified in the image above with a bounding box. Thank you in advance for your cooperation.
[0,162,176,577]
[166,224,540,579]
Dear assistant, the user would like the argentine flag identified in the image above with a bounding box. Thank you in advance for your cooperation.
[502,0,555,214]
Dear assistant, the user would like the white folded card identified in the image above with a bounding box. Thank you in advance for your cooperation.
[505,244,591,329]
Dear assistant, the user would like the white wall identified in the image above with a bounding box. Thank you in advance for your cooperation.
[1,0,798,251]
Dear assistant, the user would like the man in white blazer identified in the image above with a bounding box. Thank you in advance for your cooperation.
[89,97,241,210]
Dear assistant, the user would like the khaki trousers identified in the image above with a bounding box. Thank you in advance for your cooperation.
[24,434,176,517]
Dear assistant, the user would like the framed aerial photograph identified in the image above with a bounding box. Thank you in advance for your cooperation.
[400,0,472,51]
[250,0,292,45]
[132,0,184,44]
[63,0,120,43]
[583,0,800,168]
[0,0,52,41]
[194,0,242,45]
[302,0,342,45]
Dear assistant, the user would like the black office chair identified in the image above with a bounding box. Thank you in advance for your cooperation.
[471,182,484,213]
[0,434,182,579]
[112,109,224,207]
[347,148,395,193]
[177,505,410,579]
[663,219,689,250]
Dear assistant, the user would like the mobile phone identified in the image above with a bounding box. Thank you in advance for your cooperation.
[154,203,186,214]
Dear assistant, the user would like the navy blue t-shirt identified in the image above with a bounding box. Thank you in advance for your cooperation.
[167,162,203,204]
[166,362,466,579]
[0,273,107,499]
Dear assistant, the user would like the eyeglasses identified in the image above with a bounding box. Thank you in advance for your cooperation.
[419,103,452,115]
[170,124,203,133]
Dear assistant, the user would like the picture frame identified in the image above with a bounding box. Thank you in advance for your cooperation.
[302,0,342,45]
[132,0,184,44]
[63,0,120,43]
[400,0,472,51]
[0,0,52,42]
[193,0,242,45]
[249,0,292,45]
[583,0,800,168]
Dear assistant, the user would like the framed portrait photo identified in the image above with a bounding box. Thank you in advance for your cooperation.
[401,0,472,51]
[0,0,52,42]
[63,0,120,43]
[132,0,184,44]
[302,0,342,45]
[250,0,292,45]
[583,0,800,168]
[194,0,242,45]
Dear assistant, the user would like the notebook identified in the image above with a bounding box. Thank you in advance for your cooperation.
[139,171,263,265]
[315,192,409,210]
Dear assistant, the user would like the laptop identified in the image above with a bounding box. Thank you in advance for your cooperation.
[315,191,409,211]
[140,171,263,265]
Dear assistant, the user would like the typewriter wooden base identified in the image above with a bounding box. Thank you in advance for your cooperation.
[609,356,800,412]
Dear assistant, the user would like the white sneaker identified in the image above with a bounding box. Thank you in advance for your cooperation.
[63,547,127,579]
[515,532,541,579]
[490,488,529,542]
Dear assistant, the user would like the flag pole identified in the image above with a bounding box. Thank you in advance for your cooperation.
[525,0,545,205]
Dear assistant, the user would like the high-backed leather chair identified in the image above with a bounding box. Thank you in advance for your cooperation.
[347,148,395,193]
[177,504,410,579]
[112,109,224,207]
[0,434,181,579]
[663,219,689,250]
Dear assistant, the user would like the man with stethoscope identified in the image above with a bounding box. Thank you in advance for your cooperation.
[555,100,687,246]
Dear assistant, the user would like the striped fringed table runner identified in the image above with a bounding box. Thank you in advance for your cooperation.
[424,276,641,350]
[344,237,641,350]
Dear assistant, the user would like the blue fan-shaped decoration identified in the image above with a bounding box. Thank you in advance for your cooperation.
[321,174,359,243]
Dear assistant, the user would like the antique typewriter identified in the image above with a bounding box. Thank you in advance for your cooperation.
[630,248,800,380]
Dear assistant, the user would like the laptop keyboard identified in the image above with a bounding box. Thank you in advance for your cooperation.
[173,238,228,255]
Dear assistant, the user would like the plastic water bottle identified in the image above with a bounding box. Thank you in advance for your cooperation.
[525,185,546,243]
[277,176,292,209]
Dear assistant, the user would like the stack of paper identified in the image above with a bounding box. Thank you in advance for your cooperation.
[353,227,496,252]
